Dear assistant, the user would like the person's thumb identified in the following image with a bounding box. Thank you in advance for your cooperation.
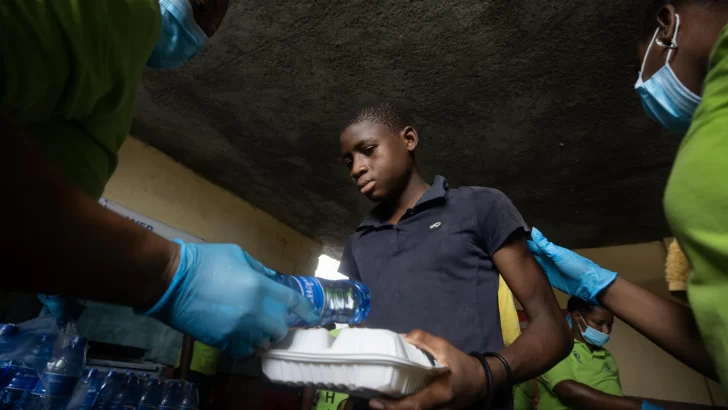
[287,287,319,325]
[404,330,450,366]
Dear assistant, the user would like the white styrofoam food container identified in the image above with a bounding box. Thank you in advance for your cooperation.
[261,328,447,398]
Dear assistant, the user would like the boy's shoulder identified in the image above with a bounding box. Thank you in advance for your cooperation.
[447,185,512,204]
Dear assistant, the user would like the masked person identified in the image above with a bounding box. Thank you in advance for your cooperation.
[534,298,662,410]
[529,0,728,391]
[0,0,316,358]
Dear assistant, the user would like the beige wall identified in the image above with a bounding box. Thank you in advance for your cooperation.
[103,137,322,276]
[550,241,726,406]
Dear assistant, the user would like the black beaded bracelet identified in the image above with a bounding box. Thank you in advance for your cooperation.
[484,352,512,385]
[469,352,493,408]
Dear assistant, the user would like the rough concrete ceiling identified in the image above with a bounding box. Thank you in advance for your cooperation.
[132,0,679,258]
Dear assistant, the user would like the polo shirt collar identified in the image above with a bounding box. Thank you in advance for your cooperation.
[358,175,449,229]
[574,338,610,358]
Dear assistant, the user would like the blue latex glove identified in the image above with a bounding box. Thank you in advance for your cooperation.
[37,294,85,325]
[528,227,617,304]
[642,401,663,410]
[144,240,318,358]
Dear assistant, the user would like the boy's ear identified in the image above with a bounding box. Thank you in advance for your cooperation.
[402,126,419,153]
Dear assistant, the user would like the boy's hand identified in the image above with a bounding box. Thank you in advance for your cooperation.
[369,330,487,410]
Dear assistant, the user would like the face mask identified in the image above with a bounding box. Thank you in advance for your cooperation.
[576,314,610,347]
[147,0,207,69]
[634,14,701,134]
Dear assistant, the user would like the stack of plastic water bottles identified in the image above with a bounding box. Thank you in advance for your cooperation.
[0,321,199,410]
[0,322,87,410]
[69,369,199,410]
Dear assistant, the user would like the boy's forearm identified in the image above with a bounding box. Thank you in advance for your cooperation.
[493,301,572,386]
[2,114,177,310]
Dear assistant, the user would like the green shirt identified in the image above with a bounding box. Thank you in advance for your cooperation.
[513,380,538,410]
[0,0,161,198]
[664,23,728,391]
[536,340,622,410]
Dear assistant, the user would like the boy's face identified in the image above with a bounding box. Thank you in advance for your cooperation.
[340,121,416,202]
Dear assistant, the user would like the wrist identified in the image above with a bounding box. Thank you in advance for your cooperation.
[597,275,621,306]
[140,239,181,312]
[486,356,508,389]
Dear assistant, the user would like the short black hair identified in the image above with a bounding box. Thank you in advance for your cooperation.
[567,296,599,315]
[341,100,414,134]
[641,0,728,41]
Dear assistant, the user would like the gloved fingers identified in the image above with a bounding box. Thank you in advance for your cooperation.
[283,285,319,325]
[527,240,545,256]
[236,247,278,277]
[264,278,319,325]
[256,312,289,343]
[530,227,563,259]
[533,254,568,293]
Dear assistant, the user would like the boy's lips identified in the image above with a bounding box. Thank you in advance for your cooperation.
[359,180,376,195]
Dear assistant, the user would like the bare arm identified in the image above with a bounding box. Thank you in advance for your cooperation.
[1,114,177,309]
[599,277,716,380]
[491,234,573,387]
[553,380,641,410]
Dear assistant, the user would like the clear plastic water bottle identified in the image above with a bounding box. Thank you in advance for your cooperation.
[159,381,182,410]
[136,378,163,410]
[28,335,87,410]
[66,368,103,410]
[107,373,142,410]
[93,370,123,410]
[0,333,55,410]
[179,383,198,410]
[0,325,18,374]
[272,274,371,327]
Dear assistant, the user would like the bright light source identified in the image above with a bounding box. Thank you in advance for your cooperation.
[315,254,347,281]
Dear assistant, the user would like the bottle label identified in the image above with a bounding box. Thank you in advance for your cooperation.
[32,373,78,397]
[4,365,39,391]
[289,276,325,317]
[137,405,160,410]
[83,389,100,407]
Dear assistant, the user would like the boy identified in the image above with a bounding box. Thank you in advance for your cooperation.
[338,101,571,410]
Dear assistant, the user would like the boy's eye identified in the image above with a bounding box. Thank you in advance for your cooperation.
[343,159,353,169]
[363,145,375,155]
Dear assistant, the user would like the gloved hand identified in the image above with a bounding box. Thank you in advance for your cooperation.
[642,400,664,410]
[144,240,318,358]
[528,227,617,304]
[37,294,85,326]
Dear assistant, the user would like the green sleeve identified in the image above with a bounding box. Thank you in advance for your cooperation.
[513,381,536,410]
[664,24,728,388]
[0,0,161,197]
[537,358,575,392]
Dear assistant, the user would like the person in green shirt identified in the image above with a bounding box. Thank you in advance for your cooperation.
[527,0,728,399]
[0,0,317,359]
[513,379,538,410]
[535,297,649,410]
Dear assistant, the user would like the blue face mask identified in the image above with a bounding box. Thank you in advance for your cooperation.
[635,14,701,134]
[576,314,610,347]
[147,0,208,69]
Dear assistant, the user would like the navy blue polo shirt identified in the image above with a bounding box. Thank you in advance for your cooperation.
[339,176,529,355]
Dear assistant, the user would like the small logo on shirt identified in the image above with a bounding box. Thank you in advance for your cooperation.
[604,363,616,374]
[429,222,442,230]
[572,352,582,363]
